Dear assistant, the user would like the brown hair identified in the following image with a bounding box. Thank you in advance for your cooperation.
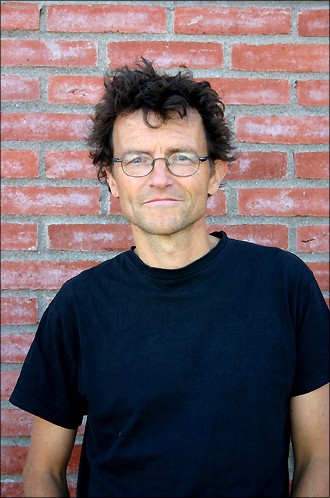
[87,57,236,183]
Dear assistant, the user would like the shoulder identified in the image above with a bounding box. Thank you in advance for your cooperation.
[225,232,304,264]
[70,250,129,283]
[223,232,314,287]
[51,250,131,305]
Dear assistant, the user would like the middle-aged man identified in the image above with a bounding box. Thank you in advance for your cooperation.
[10,58,329,497]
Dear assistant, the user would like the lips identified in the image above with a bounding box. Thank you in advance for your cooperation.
[144,198,179,203]
[143,198,182,206]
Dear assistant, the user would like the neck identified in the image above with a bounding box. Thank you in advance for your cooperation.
[131,224,219,269]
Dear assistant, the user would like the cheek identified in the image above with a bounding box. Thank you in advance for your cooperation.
[114,186,137,213]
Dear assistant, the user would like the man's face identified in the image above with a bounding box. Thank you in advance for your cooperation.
[107,109,227,238]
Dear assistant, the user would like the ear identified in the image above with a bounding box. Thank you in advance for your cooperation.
[106,169,120,198]
[208,160,228,196]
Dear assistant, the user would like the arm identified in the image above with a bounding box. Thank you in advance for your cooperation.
[23,416,77,497]
[290,383,329,497]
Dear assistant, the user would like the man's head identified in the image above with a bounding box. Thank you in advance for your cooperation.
[88,57,235,183]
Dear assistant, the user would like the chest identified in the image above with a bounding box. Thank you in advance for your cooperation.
[76,282,296,427]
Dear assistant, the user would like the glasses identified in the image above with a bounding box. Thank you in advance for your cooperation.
[112,152,209,177]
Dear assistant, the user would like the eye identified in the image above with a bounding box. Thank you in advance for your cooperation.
[127,156,143,164]
[171,153,197,165]
[177,154,190,162]
[172,153,192,163]
[125,154,150,166]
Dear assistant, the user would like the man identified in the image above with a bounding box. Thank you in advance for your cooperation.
[10,58,329,497]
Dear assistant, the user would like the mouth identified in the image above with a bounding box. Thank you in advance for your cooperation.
[143,198,182,206]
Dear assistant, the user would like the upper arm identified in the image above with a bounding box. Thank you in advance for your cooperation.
[290,383,329,466]
[24,416,77,479]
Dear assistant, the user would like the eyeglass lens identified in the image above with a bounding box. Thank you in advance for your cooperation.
[121,152,201,177]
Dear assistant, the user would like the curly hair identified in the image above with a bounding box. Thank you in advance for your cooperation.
[87,57,236,184]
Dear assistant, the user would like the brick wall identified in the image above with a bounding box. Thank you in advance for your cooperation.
[1,1,329,496]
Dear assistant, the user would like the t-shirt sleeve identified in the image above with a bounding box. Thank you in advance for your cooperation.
[9,288,87,429]
[291,268,330,397]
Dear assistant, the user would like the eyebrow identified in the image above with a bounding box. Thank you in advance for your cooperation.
[117,150,149,156]
[166,147,197,154]
[118,147,199,156]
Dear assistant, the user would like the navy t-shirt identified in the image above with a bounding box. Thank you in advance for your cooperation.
[10,232,329,497]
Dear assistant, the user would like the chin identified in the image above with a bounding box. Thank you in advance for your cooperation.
[136,218,201,237]
[143,225,185,236]
[128,211,206,237]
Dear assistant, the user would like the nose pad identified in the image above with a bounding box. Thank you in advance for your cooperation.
[149,158,172,183]
[151,157,170,171]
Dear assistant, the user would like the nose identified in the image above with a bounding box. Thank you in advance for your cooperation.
[148,158,173,187]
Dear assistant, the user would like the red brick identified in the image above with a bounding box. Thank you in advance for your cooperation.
[48,224,134,252]
[1,186,100,216]
[1,298,38,326]
[298,9,330,37]
[0,482,24,498]
[238,188,329,217]
[232,44,329,72]
[295,152,329,179]
[1,371,19,400]
[297,226,329,253]
[1,113,90,141]
[68,480,78,496]
[236,116,329,145]
[307,262,329,291]
[1,39,97,67]
[175,7,290,35]
[1,261,98,291]
[1,224,38,251]
[1,334,34,363]
[47,4,166,33]
[45,150,96,179]
[67,445,82,474]
[1,75,40,101]
[1,149,39,178]
[226,152,287,180]
[48,76,103,104]
[208,224,289,250]
[296,80,329,106]
[206,190,227,216]
[108,42,223,69]
[1,446,28,474]
[0,2,39,30]
[208,78,290,105]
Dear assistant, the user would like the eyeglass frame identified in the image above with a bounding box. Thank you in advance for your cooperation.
[112,152,209,178]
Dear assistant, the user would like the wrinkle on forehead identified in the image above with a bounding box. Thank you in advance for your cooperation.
[112,108,208,159]
[117,107,202,129]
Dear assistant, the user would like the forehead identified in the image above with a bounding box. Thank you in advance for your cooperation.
[113,109,206,149]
